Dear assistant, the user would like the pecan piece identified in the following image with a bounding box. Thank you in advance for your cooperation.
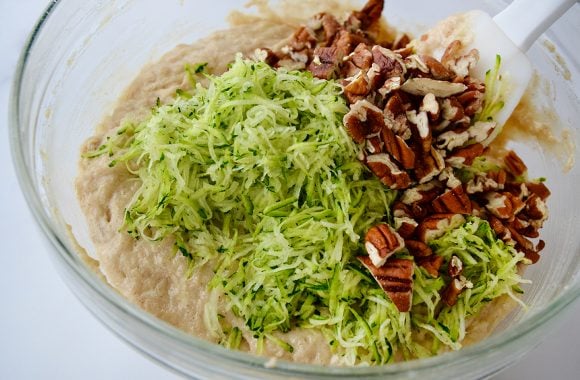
[448,255,463,277]
[289,26,316,51]
[432,185,472,214]
[343,70,371,103]
[446,143,485,167]
[308,46,339,79]
[416,254,444,277]
[343,99,385,143]
[358,256,414,312]
[484,192,525,220]
[400,182,441,205]
[421,55,453,80]
[365,224,405,267]
[504,150,528,177]
[366,154,412,189]
[369,46,406,89]
[526,181,551,200]
[466,170,507,194]
[400,78,467,97]
[488,215,513,243]
[394,216,418,239]
[420,93,440,121]
[381,127,416,169]
[442,276,473,306]
[349,0,384,29]
[417,213,466,243]
[415,147,446,184]
[405,239,432,257]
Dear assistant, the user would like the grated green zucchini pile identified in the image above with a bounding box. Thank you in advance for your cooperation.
[88,55,526,364]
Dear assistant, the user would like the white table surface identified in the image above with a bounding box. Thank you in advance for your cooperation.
[1,1,579,379]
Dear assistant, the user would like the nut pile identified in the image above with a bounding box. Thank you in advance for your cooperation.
[260,0,550,312]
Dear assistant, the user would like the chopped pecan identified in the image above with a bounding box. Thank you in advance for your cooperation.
[406,239,432,257]
[526,181,551,200]
[457,89,485,116]
[438,167,462,189]
[343,99,385,143]
[504,150,528,177]
[400,182,441,205]
[441,97,465,123]
[343,70,371,103]
[432,185,472,214]
[416,254,444,277]
[289,26,317,51]
[365,135,383,154]
[316,13,342,43]
[509,217,539,238]
[488,215,513,243]
[468,121,496,143]
[400,77,467,97]
[394,216,418,239]
[446,143,485,167]
[447,49,479,79]
[365,224,405,267]
[350,43,373,70]
[366,153,412,189]
[523,194,549,230]
[436,129,470,151]
[308,46,339,79]
[441,40,463,71]
[392,33,411,50]
[406,110,431,154]
[484,192,525,220]
[378,77,402,97]
[442,276,473,306]
[466,169,507,194]
[416,213,465,242]
[420,93,440,121]
[415,147,446,184]
[369,46,406,89]
[335,30,370,58]
[358,256,414,312]
[507,225,544,264]
[349,0,384,29]
[381,127,416,169]
[421,55,453,80]
[448,255,463,277]
[404,54,429,74]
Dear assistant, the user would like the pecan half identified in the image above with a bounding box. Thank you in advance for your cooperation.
[358,256,414,312]
[504,150,528,178]
[432,185,472,214]
[365,224,405,267]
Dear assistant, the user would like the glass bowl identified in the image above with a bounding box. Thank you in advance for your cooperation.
[10,0,580,378]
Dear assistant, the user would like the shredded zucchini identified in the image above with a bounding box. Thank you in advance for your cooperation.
[88,56,526,365]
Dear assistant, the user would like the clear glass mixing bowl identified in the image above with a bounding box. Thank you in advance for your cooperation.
[9,0,580,378]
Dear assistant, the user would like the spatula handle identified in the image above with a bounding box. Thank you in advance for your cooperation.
[493,0,576,52]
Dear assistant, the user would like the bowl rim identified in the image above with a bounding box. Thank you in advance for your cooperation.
[9,0,580,377]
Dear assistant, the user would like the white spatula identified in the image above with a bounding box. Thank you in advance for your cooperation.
[465,0,576,140]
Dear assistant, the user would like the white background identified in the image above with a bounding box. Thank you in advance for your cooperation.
[1,1,579,379]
